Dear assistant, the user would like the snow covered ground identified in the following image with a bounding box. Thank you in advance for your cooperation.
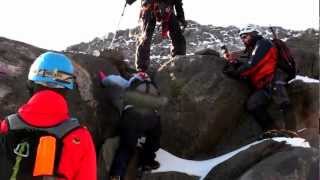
[290,75,320,83]
[153,137,310,180]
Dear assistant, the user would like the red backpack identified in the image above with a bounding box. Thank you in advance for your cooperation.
[270,27,297,81]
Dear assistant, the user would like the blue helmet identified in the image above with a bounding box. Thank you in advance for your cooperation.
[28,52,75,89]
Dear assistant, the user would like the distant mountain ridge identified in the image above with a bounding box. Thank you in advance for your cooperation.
[66,20,319,67]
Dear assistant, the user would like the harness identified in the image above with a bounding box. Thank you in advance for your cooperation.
[5,114,80,179]
[140,0,174,37]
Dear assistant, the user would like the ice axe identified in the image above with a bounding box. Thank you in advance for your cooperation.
[269,26,278,39]
[109,2,128,49]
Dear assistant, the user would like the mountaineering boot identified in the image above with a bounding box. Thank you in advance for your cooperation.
[142,159,160,171]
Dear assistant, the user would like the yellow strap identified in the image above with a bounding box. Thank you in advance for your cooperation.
[10,142,28,180]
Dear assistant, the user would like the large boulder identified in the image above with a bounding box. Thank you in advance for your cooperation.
[0,37,318,180]
[205,139,319,180]
[155,54,319,158]
[287,29,319,79]
[155,55,250,158]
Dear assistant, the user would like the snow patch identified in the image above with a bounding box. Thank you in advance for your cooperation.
[273,137,310,148]
[153,137,310,179]
[289,75,320,84]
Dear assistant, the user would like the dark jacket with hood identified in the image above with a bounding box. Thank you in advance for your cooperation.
[233,36,278,89]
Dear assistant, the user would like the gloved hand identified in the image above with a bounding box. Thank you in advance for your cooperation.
[0,120,9,134]
[98,71,107,81]
[126,0,136,5]
[98,71,107,88]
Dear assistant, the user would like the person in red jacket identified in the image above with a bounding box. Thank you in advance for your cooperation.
[0,52,96,180]
[223,25,291,131]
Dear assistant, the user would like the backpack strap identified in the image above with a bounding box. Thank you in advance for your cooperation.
[7,114,80,138]
[129,78,160,96]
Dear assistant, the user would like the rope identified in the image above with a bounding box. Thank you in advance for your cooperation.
[10,142,29,180]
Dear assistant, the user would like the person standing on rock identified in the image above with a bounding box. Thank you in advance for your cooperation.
[98,71,162,180]
[126,0,187,72]
[0,52,97,180]
[223,25,294,131]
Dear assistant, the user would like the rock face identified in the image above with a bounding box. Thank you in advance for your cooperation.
[155,55,250,158]
[0,32,319,180]
[154,55,319,158]
[142,172,199,180]
[287,29,319,79]
[205,140,319,180]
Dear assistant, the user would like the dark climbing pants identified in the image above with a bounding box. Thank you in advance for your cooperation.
[109,107,161,177]
[135,8,186,71]
[247,78,292,131]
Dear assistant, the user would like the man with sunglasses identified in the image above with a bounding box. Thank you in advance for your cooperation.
[223,25,292,131]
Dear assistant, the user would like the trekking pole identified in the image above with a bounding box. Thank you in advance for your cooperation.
[109,2,128,49]
[220,45,229,55]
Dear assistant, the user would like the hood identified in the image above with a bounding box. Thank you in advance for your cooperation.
[18,90,70,127]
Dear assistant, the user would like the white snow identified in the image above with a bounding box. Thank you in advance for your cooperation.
[289,75,320,83]
[203,32,215,39]
[153,137,310,179]
[92,50,100,57]
[124,39,135,45]
[272,137,310,148]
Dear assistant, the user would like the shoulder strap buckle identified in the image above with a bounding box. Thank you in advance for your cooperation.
[13,142,30,158]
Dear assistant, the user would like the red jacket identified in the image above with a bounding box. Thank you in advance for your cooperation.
[18,90,97,180]
[239,38,278,89]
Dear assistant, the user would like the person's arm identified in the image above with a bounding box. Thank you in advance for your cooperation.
[0,120,9,134]
[223,50,244,63]
[126,0,137,5]
[75,128,97,180]
[57,128,97,180]
[235,39,272,74]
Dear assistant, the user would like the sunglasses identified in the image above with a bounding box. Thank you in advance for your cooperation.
[240,34,249,40]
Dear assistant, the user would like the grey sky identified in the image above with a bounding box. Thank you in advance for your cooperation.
[0,0,318,50]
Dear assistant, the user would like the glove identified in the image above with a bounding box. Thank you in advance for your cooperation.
[98,71,107,81]
[0,120,9,134]
[98,71,107,88]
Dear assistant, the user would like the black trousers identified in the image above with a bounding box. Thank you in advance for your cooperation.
[109,107,161,177]
[246,78,291,131]
[135,8,186,71]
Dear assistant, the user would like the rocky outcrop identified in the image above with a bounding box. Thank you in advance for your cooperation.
[205,140,319,180]
[154,54,319,158]
[0,35,318,180]
[142,172,198,180]
[287,29,319,79]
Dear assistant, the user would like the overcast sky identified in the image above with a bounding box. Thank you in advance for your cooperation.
[0,0,318,51]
